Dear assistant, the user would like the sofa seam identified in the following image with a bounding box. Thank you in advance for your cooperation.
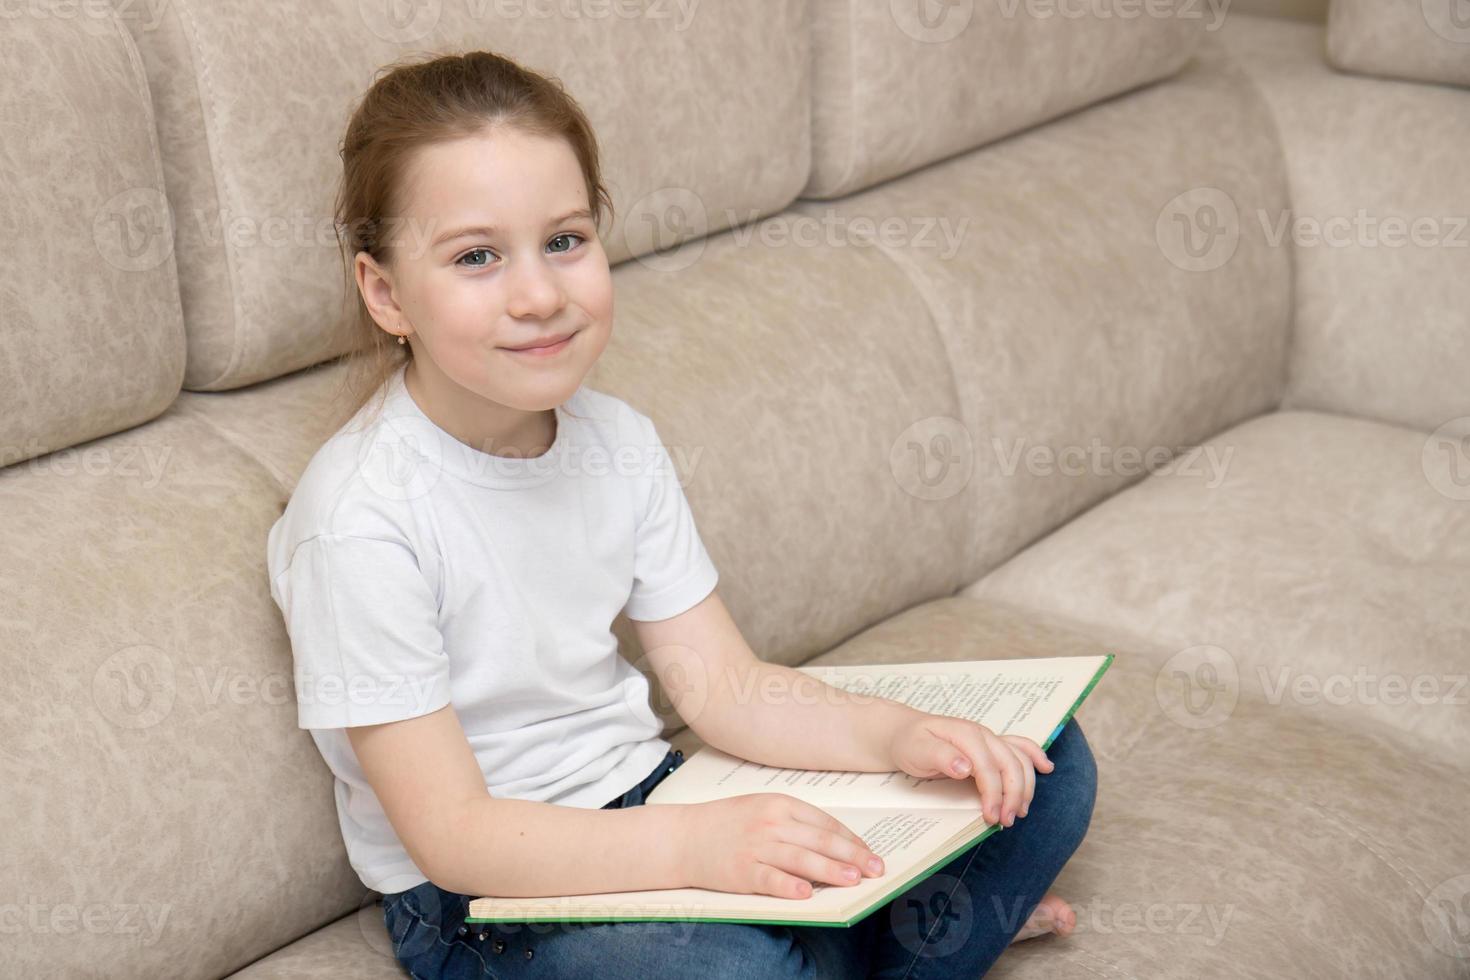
[172,0,248,390]
[109,1,188,404]
[1216,24,1303,413]
[1302,797,1432,901]
[175,396,292,496]
[862,241,972,591]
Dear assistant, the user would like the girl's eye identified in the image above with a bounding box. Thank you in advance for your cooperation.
[457,247,493,268]
[455,233,585,268]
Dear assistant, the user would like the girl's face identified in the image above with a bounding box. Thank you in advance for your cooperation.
[356,123,612,422]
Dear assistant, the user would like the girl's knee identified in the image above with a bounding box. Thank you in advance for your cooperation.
[1042,721,1097,836]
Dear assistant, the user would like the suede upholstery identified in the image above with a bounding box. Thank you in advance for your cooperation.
[3,3,1466,978]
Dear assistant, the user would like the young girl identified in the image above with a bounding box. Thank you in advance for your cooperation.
[266,50,1097,980]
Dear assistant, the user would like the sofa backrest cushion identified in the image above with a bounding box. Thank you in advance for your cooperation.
[119,0,811,391]
[0,8,185,469]
[793,31,1294,583]
[804,0,1209,199]
[1327,0,1470,88]
[1223,14,1470,433]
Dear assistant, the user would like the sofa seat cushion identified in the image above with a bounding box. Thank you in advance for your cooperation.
[727,596,1470,977]
[238,595,1468,977]
[227,904,402,979]
[961,409,1470,760]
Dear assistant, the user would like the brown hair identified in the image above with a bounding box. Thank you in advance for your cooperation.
[322,50,614,434]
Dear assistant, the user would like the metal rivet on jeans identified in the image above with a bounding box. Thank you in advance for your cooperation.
[524,947,534,959]
[475,930,487,941]
[456,925,467,936]
[492,938,505,954]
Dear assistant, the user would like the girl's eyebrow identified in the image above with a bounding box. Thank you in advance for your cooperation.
[431,207,593,248]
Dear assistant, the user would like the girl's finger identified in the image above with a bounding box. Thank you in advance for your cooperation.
[942,729,1003,824]
[1016,745,1036,816]
[792,798,870,853]
[1005,734,1053,773]
[982,731,1025,823]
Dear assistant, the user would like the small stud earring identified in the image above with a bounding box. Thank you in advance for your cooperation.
[397,335,406,346]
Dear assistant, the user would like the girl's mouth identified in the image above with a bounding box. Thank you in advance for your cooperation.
[501,331,576,358]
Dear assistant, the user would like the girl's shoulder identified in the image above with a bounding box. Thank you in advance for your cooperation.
[267,403,431,578]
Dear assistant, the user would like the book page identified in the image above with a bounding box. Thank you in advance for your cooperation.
[467,806,979,924]
[646,655,1107,811]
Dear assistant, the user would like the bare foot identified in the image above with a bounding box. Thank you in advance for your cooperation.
[1009,893,1076,944]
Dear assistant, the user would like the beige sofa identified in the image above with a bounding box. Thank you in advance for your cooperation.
[4,1,1467,977]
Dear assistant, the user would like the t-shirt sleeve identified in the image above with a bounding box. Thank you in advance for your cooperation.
[270,533,453,729]
[623,413,720,622]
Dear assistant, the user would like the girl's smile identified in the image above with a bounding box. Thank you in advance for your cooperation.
[499,329,578,358]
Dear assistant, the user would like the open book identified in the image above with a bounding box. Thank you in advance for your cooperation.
[467,653,1113,928]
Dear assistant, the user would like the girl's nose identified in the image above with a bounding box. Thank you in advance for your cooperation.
[505,258,566,319]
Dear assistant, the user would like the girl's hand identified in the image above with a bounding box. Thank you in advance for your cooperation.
[886,714,1053,828]
[676,795,886,901]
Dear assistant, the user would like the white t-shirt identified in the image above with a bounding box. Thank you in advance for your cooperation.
[265,362,719,895]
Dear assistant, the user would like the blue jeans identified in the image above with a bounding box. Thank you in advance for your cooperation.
[381,719,1096,979]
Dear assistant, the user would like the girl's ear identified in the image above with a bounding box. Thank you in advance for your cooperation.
[355,249,408,336]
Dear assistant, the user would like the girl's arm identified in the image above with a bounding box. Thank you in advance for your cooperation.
[349,703,688,898]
